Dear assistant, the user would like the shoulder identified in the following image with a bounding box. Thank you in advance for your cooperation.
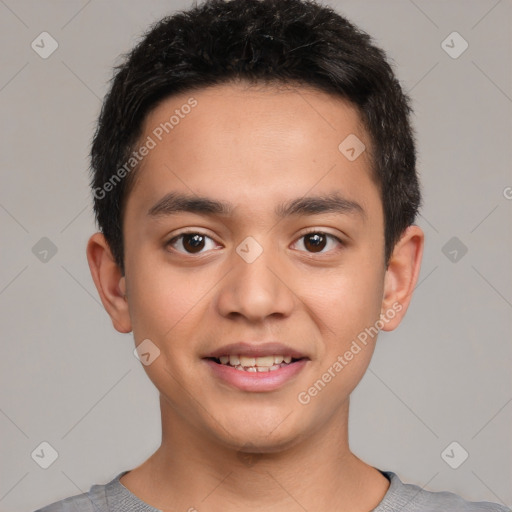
[375,470,511,512]
[33,473,120,512]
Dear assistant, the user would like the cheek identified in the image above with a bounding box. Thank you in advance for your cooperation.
[126,263,215,397]
[299,261,384,342]
[127,257,211,348]
[296,266,384,410]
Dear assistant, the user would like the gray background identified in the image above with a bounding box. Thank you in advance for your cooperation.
[0,1,511,510]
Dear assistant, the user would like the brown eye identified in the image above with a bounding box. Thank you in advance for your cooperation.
[294,231,342,254]
[167,232,217,254]
[182,234,205,253]
[304,233,327,252]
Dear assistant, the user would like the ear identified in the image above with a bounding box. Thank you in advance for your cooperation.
[86,232,132,333]
[380,225,424,331]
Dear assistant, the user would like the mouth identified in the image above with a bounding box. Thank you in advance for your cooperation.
[202,343,309,392]
[205,354,305,373]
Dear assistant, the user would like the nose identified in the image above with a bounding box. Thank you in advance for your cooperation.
[214,238,295,322]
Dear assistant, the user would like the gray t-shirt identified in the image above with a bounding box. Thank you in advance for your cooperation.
[34,468,511,512]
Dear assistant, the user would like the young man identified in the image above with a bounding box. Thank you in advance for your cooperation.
[35,0,510,511]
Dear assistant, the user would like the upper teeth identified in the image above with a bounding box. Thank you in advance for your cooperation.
[219,355,292,366]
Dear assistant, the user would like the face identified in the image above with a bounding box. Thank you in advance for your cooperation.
[93,81,418,452]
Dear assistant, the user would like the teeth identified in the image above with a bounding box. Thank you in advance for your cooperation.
[216,354,300,371]
[235,364,282,372]
[219,355,300,373]
[239,356,256,366]
[255,355,274,367]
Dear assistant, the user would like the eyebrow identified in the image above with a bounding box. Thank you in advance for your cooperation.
[147,191,365,220]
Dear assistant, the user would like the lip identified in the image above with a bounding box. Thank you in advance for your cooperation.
[204,342,307,359]
[204,357,309,392]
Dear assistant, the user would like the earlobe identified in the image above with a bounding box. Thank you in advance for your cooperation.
[380,225,424,331]
[86,232,132,333]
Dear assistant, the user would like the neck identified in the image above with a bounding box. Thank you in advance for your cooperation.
[120,395,389,512]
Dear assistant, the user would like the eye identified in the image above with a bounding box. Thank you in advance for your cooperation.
[166,230,343,256]
[292,230,343,254]
[166,231,219,254]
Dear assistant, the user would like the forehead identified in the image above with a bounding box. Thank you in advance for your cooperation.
[141,81,367,153]
[124,81,379,220]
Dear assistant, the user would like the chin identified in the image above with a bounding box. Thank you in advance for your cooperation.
[210,414,310,454]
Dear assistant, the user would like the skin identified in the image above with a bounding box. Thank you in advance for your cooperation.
[87,81,424,512]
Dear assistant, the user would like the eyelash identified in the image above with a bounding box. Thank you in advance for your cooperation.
[165,229,344,256]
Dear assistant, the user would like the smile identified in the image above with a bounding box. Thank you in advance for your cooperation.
[204,355,308,392]
[211,354,297,372]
